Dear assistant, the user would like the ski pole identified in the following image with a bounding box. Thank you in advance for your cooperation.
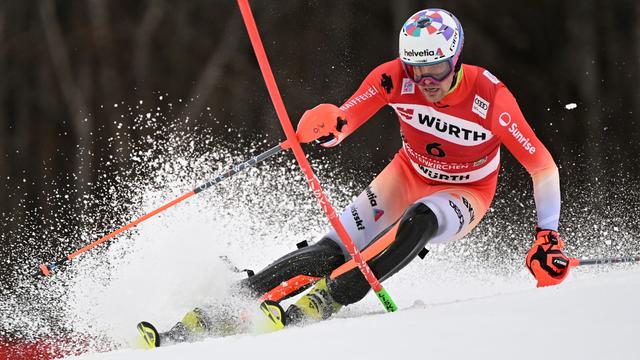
[34,142,288,278]
[569,255,640,267]
[237,0,397,312]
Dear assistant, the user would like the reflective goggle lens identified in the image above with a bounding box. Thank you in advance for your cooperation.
[404,61,453,85]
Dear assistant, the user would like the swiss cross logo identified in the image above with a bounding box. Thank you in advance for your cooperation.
[401,79,415,95]
[396,107,414,120]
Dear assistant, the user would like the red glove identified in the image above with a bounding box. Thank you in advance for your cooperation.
[526,228,570,287]
[296,104,348,147]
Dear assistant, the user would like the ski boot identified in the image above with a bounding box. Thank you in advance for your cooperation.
[137,307,223,348]
[254,278,341,332]
[162,308,210,343]
[285,277,342,325]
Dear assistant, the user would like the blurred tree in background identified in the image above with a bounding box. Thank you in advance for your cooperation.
[0,1,638,280]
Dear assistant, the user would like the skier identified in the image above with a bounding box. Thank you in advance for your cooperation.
[138,8,570,347]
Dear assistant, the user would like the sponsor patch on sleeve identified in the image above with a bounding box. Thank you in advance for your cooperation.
[401,78,415,95]
[482,70,501,84]
[339,85,379,111]
[472,94,490,119]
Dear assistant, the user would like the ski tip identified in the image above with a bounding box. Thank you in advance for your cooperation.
[136,321,160,349]
[254,300,286,333]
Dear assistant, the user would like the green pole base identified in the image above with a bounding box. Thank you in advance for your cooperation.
[375,287,398,312]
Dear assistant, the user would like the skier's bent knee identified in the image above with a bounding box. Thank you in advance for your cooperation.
[238,236,345,299]
[323,203,438,308]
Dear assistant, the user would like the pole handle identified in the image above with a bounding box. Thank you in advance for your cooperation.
[33,259,69,278]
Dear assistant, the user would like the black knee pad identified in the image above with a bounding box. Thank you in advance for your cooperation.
[239,237,345,298]
[329,202,438,305]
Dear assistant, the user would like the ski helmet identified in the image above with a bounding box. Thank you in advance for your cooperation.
[399,9,464,84]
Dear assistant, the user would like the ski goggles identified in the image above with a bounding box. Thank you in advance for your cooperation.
[402,59,454,85]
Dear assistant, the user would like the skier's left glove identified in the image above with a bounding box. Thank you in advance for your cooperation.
[526,228,570,287]
[296,104,348,147]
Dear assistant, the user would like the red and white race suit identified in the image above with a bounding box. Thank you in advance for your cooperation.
[321,59,560,268]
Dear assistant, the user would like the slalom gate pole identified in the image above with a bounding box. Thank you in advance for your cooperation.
[34,142,288,278]
[569,255,640,267]
[237,0,397,312]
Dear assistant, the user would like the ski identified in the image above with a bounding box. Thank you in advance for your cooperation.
[255,300,286,332]
[136,321,160,349]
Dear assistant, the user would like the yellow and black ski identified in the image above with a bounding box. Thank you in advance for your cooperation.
[136,321,160,349]
[255,300,286,333]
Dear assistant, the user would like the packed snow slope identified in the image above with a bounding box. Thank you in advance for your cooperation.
[69,266,640,360]
[3,99,639,360]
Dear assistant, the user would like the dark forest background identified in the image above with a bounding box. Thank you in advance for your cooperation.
[0,0,639,282]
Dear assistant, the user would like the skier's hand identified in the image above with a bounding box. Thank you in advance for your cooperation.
[296,104,348,147]
[526,228,570,287]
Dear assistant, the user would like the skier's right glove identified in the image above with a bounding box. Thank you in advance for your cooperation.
[296,104,348,147]
[526,228,570,287]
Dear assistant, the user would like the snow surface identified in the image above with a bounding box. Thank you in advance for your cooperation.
[68,267,640,360]
[3,103,639,360]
